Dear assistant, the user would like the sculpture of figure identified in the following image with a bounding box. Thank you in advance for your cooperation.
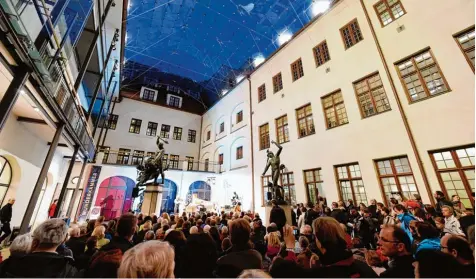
[262,140,285,202]
[136,136,168,186]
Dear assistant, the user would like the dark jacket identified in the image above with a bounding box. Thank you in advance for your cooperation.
[214,248,262,278]
[436,198,453,215]
[0,252,77,277]
[0,203,12,223]
[368,204,377,217]
[330,208,348,224]
[270,205,286,229]
[305,208,319,226]
[85,236,133,278]
[65,236,86,259]
[379,254,414,278]
[291,209,297,227]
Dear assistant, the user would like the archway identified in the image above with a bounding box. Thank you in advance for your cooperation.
[160,179,178,214]
[186,181,211,205]
[95,176,135,220]
[0,155,12,205]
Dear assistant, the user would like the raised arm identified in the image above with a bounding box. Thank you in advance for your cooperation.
[272,140,283,157]
[262,160,271,176]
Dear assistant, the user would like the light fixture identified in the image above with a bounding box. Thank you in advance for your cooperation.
[221,89,229,96]
[20,90,25,95]
[235,75,244,83]
[33,107,40,112]
[253,54,265,67]
[277,29,292,46]
[311,0,331,17]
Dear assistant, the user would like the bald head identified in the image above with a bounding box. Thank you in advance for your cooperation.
[441,234,474,263]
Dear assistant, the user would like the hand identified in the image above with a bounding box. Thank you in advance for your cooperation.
[283,224,295,249]
[271,140,276,144]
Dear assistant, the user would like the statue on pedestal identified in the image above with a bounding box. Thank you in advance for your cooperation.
[262,140,286,204]
[136,136,168,186]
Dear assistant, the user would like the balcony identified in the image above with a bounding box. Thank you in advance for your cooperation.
[96,149,222,173]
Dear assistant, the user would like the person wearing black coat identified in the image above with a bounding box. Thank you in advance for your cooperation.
[0,198,14,245]
[330,202,348,224]
[435,191,453,215]
[269,200,287,233]
[291,207,297,227]
[304,202,319,226]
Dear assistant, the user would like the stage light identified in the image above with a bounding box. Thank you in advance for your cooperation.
[235,75,245,83]
[311,0,330,16]
[277,30,292,46]
[253,54,265,67]
[221,89,229,96]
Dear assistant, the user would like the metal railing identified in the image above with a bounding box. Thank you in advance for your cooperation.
[0,0,96,159]
[97,149,222,173]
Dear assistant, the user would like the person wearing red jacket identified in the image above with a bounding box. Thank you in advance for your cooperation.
[48,199,58,218]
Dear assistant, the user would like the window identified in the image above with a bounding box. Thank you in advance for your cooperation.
[142,88,156,101]
[129,118,142,134]
[168,95,181,108]
[291,58,304,81]
[340,19,363,49]
[0,156,12,204]
[219,122,225,133]
[206,130,211,141]
[146,151,155,158]
[455,28,475,71]
[313,41,331,67]
[273,73,283,93]
[131,150,145,165]
[430,146,475,209]
[236,111,243,124]
[376,156,419,205]
[335,163,368,205]
[354,73,391,118]
[258,84,266,102]
[173,127,182,140]
[169,155,179,169]
[101,146,110,164]
[160,124,170,138]
[304,168,323,205]
[374,0,406,27]
[262,172,296,205]
[296,104,315,137]
[186,156,194,171]
[218,154,224,165]
[236,146,243,160]
[162,154,168,169]
[322,90,349,129]
[108,114,118,130]
[275,115,289,144]
[188,130,196,143]
[146,122,158,136]
[396,49,449,102]
[117,148,131,165]
[204,158,209,172]
[259,123,270,150]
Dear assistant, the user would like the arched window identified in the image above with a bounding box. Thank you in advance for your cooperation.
[0,156,12,204]
[186,181,211,205]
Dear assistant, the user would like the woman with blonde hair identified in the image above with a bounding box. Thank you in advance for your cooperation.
[118,240,175,278]
[266,231,281,260]
[162,212,170,223]
[91,225,109,249]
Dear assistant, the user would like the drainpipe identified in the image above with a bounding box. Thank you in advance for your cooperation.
[247,76,256,212]
[359,0,434,206]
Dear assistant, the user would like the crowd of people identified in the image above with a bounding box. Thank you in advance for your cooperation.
[0,190,474,278]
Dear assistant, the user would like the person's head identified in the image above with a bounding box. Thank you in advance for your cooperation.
[96,216,105,225]
[414,250,462,278]
[182,221,191,231]
[86,236,98,251]
[377,202,384,210]
[370,199,377,205]
[189,226,199,235]
[452,195,460,202]
[331,202,338,209]
[143,220,152,231]
[468,225,475,253]
[300,224,312,235]
[414,193,422,201]
[306,202,314,209]
[31,218,68,252]
[362,208,370,218]
[87,219,96,233]
[164,230,186,249]
[266,150,274,159]
[441,234,474,263]
[312,217,348,256]
[221,237,232,251]
[413,207,426,220]
[162,212,170,221]
[390,197,398,205]
[424,205,437,217]
[8,198,15,205]
[145,230,155,241]
[181,233,218,278]
[229,219,251,249]
[9,233,32,256]
[441,205,453,217]
[393,204,407,214]
[337,200,345,207]
[365,250,383,267]
[117,213,138,240]
[107,219,116,232]
[118,240,175,278]
[268,232,280,248]
[415,222,439,240]
[92,225,106,240]
[434,191,446,200]
[69,227,80,238]
[377,225,411,258]
[434,217,445,230]
[381,207,390,216]
[347,199,353,205]
[299,235,310,250]
[238,269,271,278]
[53,199,58,204]
[271,200,277,207]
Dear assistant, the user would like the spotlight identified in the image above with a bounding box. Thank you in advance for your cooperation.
[253,54,265,67]
[235,75,244,83]
[311,0,331,16]
[277,30,292,46]
[20,90,25,95]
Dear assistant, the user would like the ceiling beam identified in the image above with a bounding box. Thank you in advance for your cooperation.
[17,116,47,125]
[86,69,101,76]
[48,142,68,148]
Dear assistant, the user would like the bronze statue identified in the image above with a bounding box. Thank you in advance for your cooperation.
[262,140,285,202]
[136,136,168,185]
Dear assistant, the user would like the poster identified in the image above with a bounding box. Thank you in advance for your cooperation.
[78,165,102,221]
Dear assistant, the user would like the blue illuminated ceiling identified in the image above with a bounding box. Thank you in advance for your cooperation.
[123,0,330,104]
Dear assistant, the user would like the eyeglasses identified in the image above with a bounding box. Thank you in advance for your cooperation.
[378,237,401,244]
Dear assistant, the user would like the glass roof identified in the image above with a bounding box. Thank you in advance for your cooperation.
[123,0,331,106]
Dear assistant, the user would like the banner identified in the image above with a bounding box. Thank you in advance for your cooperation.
[78,165,102,221]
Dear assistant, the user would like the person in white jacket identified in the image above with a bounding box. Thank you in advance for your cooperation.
[442,205,465,236]
[297,207,306,230]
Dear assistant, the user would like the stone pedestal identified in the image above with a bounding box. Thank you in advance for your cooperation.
[264,204,292,227]
[142,184,163,216]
